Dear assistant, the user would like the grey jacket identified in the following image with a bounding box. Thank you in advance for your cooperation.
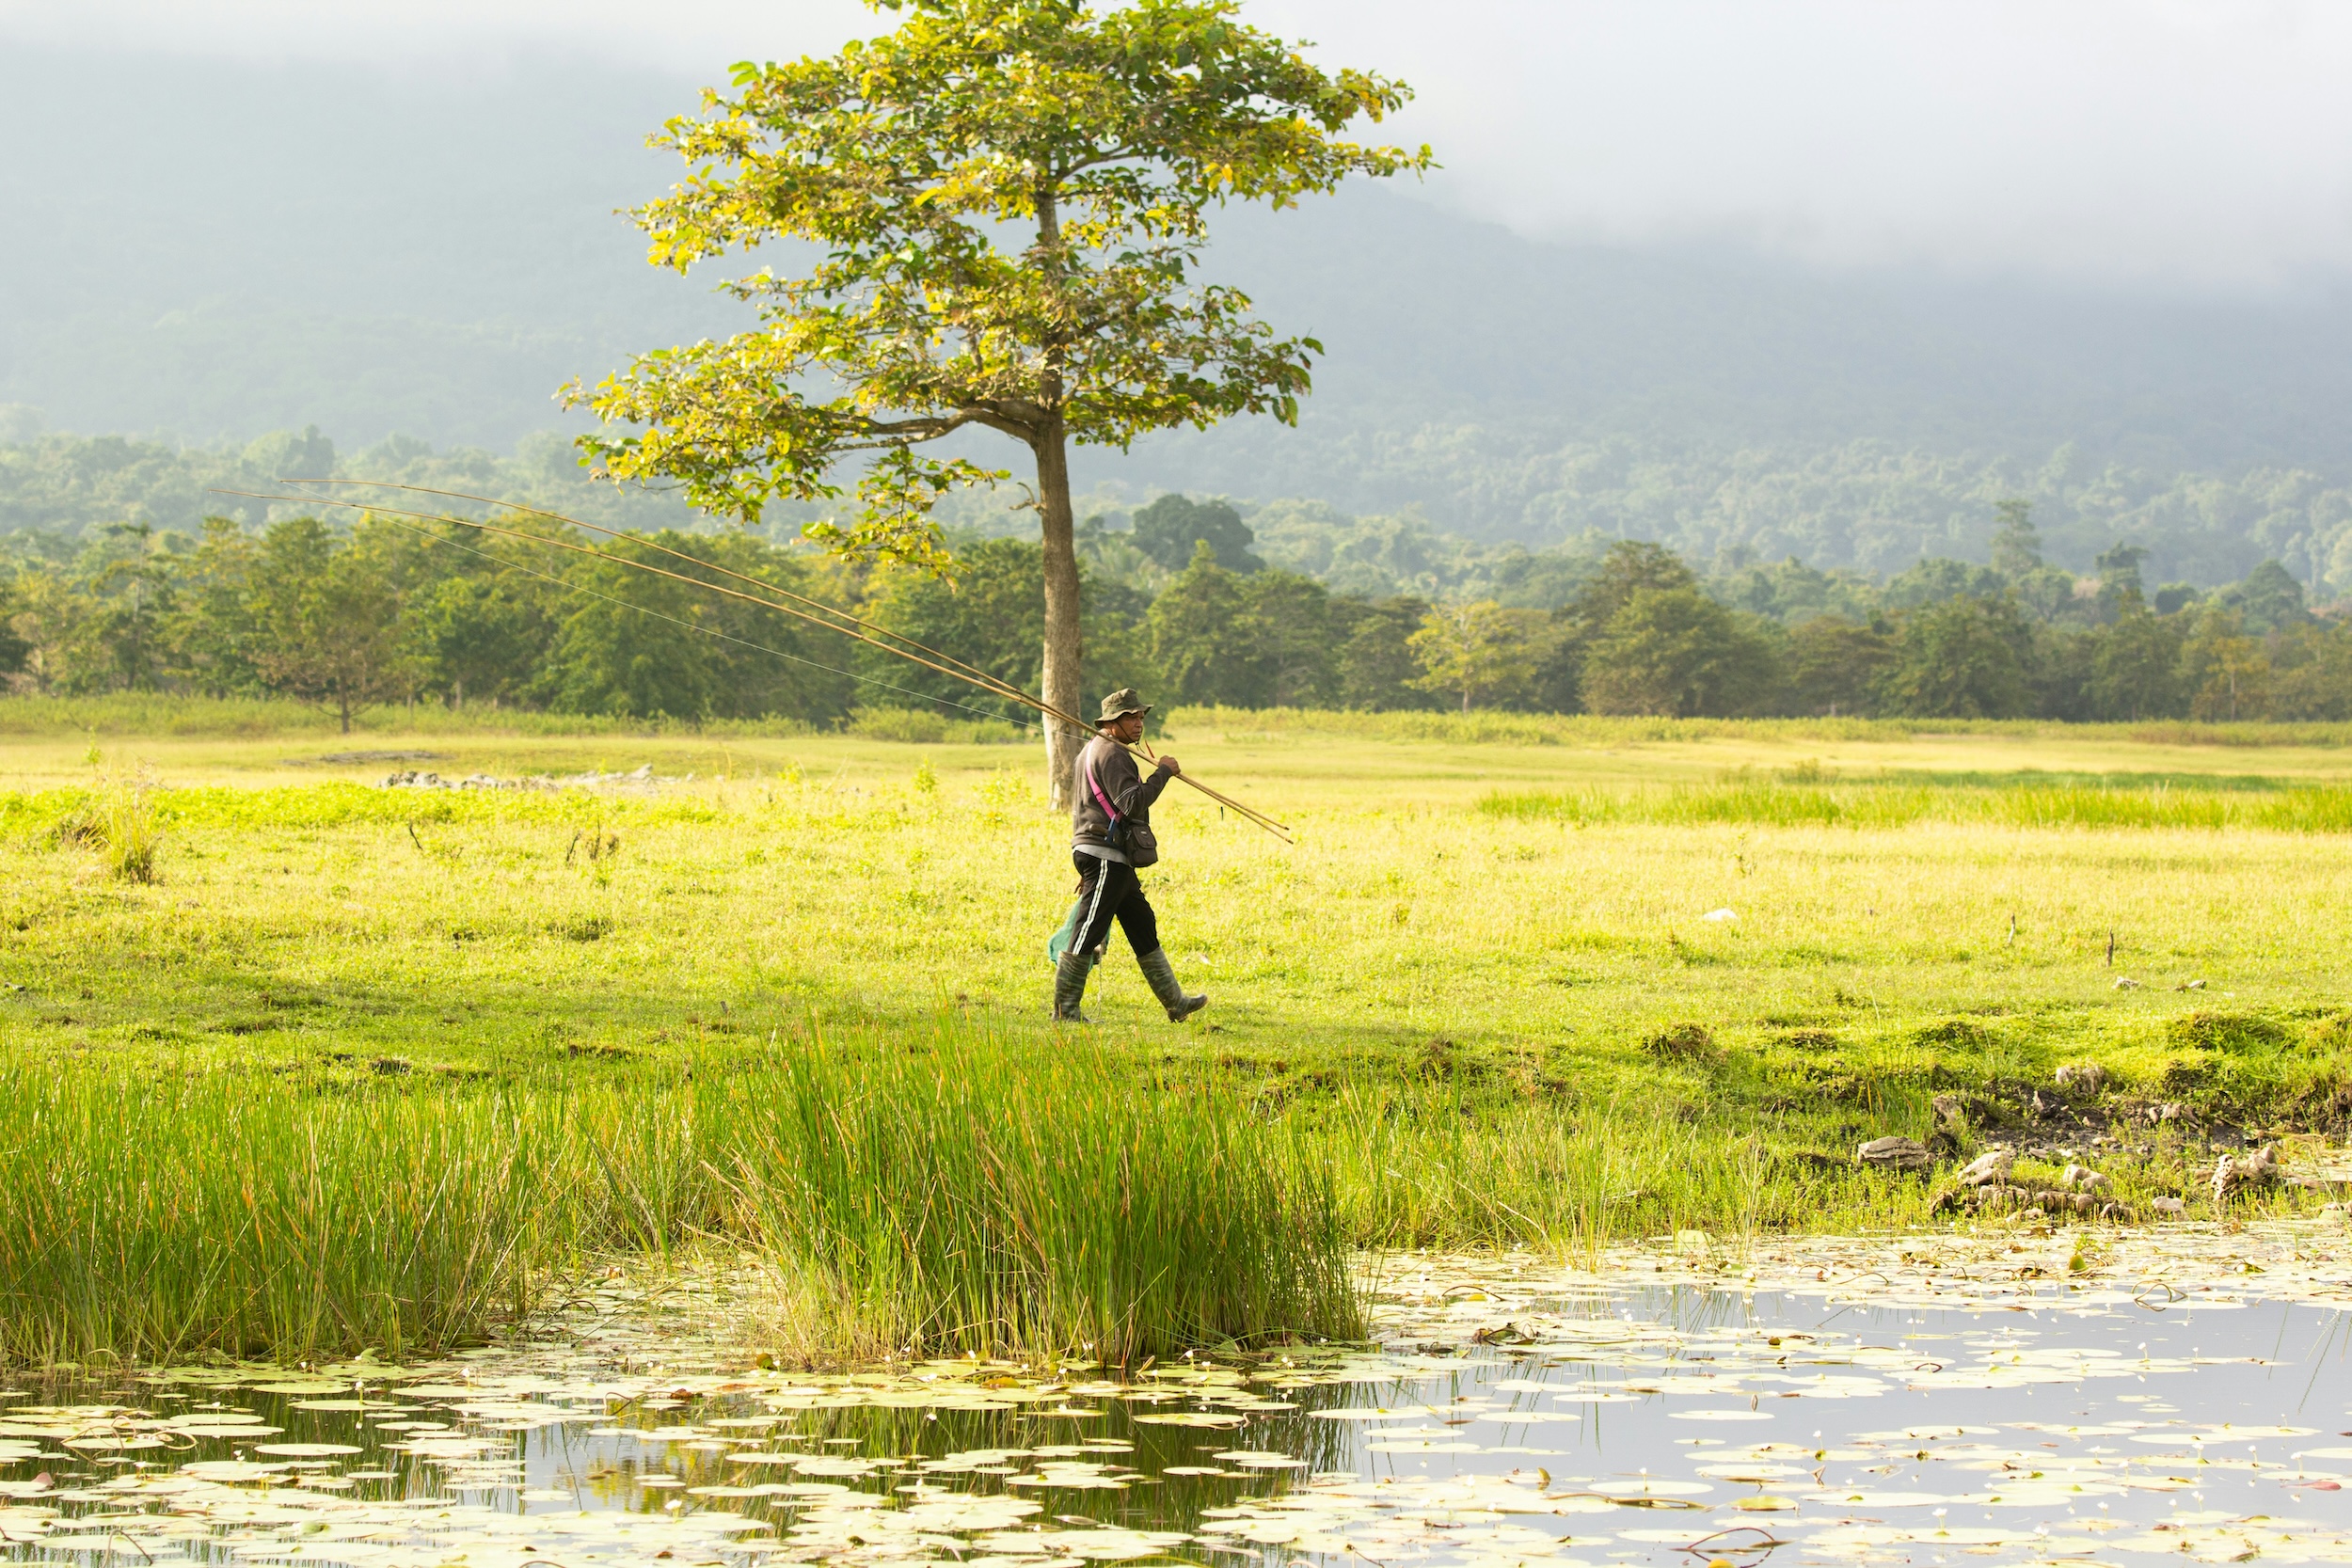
[1071,735,1172,861]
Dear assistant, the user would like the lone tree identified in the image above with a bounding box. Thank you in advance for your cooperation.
[571,0,1426,804]
[249,517,407,734]
[1989,498,2042,578]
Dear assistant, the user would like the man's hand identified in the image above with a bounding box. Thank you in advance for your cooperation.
[1155,754,1182,776]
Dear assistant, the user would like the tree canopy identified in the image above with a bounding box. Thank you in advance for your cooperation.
[1131,493,1263,573]
[571,0,1426,800]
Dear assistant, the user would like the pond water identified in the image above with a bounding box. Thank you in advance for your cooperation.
[8,1221,2352,1568]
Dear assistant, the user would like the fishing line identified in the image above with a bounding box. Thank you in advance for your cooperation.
[211,483,1290,839]
[212,488,1067,719]
[298,479,1289,841]
[279,477,1038,709]
[358,508,1037,731]
[278,480,1292,833]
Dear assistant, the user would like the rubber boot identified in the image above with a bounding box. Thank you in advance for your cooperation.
[1136,948,1208,1022]
[1053,950,1095,1023]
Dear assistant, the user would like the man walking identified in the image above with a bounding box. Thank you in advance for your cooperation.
[1053,689,1210,1024]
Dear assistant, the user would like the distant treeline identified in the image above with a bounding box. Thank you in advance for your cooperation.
[1074,505,2346,722]
[1,495,2344,727]
[9,426,2352,606]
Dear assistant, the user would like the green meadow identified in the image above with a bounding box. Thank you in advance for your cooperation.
[5,698,2352,1365]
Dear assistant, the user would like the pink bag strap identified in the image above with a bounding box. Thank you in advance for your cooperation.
[1085,753,1121,821]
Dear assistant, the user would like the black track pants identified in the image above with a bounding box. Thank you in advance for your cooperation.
[1070,851,1160,959]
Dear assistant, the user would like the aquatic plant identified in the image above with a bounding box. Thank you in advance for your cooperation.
[724,1025,1359,1363]
[0,1061,549,1363]
[0,1027,1356,1366]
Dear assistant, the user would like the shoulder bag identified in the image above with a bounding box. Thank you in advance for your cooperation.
[1085,753,1160,868]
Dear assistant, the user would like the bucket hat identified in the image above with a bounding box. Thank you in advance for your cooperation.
[1096,688,1152,723]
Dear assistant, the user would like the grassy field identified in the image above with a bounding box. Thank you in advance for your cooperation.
[4,698,2351,1362]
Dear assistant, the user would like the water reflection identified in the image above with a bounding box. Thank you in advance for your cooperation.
[7,1259,2352,1566]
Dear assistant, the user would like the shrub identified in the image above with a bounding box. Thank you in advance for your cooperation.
[2169,1012,2287,1053]
[1646,1022,1722,1064]
[100,775,162,883]
[844,705,1028,744]
[45,774,162,881]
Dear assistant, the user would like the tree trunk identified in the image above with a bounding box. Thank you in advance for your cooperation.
[1030,179,1085,816]
[1036,425,1085,813]
[339,691,353,735]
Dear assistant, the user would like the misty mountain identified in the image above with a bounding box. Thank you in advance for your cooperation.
[0,46,748,447]
[6,43,2352,586]
[1158,197,2352,529]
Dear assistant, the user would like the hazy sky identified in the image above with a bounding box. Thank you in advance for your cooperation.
[4,0,2348,292]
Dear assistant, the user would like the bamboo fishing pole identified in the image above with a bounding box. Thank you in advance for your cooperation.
[302,479,1297,837]
[305,500,1035,730]
[291,481,1294,829]
[273,477,1290,836]
[218,486,1089,736]
[210,485,1293,841]
[279,479,1058,728]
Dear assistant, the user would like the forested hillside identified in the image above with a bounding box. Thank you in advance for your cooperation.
[0,429,696,547]
[8,46,2352,598]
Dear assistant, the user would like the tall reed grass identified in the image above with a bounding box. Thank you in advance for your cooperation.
[2,1030,2326,1368]
[842,705,1030,745]
[43,771,165,880]
[1166,707,2352,749]
[0,1063,557,1364]
[19,693,2352,749]
[726,1032,1358,1361]
[2,782,721,840]
[98,772,162,881]
[1163,706,1966,747]
[0,694,824,741]
[0,1023,1356,1367]
[1481,780,2352,832]
[1314,1090,1926,1267]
